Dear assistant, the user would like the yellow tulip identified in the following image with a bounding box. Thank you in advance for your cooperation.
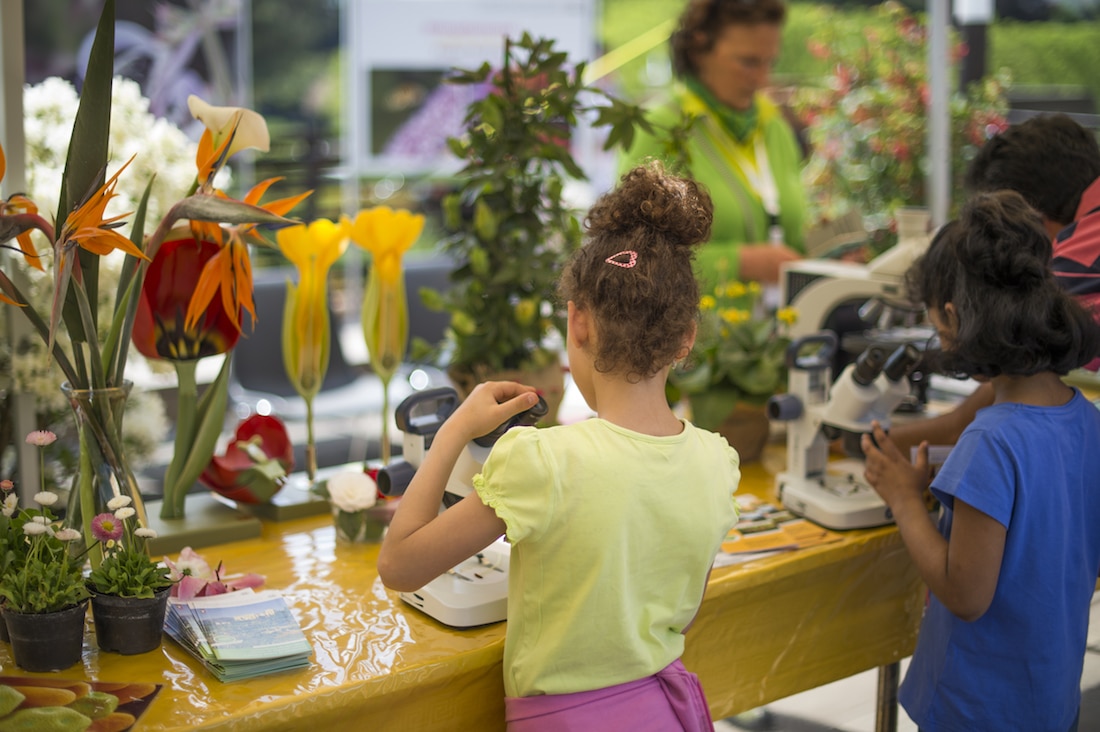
[347,206,424,384]
[348,206,424,285]
[276,218,350,400]
[348,206,423,466]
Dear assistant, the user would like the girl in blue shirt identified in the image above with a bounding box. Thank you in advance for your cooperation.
[862,190,1100,731]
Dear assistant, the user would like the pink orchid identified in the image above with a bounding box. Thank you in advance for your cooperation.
[164,546,265,600]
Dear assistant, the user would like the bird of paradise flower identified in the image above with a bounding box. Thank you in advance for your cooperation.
[0,0,308,543]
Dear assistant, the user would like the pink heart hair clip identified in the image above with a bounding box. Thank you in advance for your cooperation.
[605,250,638,269]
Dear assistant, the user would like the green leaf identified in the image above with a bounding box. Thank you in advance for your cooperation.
[108,177,154,385]
[176,357,234,490]
[58,0,115,342]
[169,194,300,228]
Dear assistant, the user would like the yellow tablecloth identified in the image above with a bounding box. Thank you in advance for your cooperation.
[0,445,923,731]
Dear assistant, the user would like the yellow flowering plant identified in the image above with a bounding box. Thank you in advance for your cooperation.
[275,206,424,476]
[348,206,425,466]
[276,217,351,479]
[670,278,797,431]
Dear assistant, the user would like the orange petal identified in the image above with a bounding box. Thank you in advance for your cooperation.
[186,249,225,331]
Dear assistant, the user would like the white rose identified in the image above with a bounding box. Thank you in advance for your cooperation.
[326,471,378,513]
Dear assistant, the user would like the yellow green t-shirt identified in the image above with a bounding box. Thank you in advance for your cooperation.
[473,418,740,698]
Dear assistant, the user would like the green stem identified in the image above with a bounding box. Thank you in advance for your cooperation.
[380,377,391,466]
[76,419,103,568]
[305,398,316,482]
[164,361,198,520]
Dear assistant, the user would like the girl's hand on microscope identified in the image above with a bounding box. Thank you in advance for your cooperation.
[444,381,540,442]
[861,420,931,518]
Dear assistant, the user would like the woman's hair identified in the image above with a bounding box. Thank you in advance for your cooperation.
[906,190,1100,378]
[670,0,788,78]
[558,161,712,381]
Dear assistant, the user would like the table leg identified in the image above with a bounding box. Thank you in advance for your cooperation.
[875,662,900,732]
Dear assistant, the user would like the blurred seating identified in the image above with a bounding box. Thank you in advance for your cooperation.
[228,258,453,469]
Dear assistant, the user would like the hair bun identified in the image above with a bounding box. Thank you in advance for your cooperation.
[585,161,713,250]
[956,191,1051,290]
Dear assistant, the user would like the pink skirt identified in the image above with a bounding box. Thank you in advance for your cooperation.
[504,659,713,732]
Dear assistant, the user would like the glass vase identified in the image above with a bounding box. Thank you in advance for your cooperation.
[61,382,150,568]
[332,506,388,544]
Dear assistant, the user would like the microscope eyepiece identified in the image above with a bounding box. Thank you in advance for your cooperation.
[473,395,549,448]
[852,346,888,386]
[883,343,922,382]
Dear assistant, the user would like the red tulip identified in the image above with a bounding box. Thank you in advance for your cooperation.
[132,236,241,361]
[200,415,294,504]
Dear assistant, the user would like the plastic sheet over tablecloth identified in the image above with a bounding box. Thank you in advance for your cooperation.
[0,445,923,730]
[687,448,924,718]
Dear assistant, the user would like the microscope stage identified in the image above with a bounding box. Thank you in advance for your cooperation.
[777,459,894,530]
[399,538,510,628]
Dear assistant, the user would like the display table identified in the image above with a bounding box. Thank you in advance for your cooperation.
[0,444,923,731]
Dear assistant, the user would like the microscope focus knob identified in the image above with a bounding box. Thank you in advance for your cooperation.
[767,393,803,422]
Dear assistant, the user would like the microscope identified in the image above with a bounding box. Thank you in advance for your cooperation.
[768,333,922,530]
[376,387,547,627]
[780,207,932,385]
[781,207,931,339]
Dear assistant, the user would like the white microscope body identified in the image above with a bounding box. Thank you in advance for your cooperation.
[376,387,546,627]
[768,334,922,530]
[781,207,931,340]
[766,208,935,530]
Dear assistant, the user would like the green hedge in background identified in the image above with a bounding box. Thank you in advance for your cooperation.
[601,1,1100,111]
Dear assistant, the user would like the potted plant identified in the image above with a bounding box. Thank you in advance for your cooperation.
[669,273,798,462]
[791,0,1009,255]
[86,494,175,655]
[428,33,660,418]
[0,433,90,672]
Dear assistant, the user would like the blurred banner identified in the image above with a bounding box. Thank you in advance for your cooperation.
[345,0,598,177]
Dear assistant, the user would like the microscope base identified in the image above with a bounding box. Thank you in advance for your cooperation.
[399,538,510,627]
[777,459,894,530]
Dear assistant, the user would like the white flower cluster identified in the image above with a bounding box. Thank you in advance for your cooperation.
[2,75,207,468]
[22,76,205,231]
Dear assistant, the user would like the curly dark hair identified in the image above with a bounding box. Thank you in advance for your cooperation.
[558,161,713,381]
[965,113,1100,227]
[906,190,1100,378]
[670,0,788,78]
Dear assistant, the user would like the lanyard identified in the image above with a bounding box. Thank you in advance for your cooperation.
[702,115,783,244]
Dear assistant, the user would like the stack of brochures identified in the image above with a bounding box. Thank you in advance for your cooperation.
[164,589,313,682]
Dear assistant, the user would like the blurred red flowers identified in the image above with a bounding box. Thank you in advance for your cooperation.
[200,415,294,504]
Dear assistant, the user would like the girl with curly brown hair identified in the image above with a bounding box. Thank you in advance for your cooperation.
[379,162,741,730]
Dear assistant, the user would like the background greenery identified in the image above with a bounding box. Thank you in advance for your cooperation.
[602,0,1100,108]
[21,0,1096,223]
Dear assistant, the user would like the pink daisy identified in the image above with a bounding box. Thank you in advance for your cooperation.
[25,430,57,446]
[91,512,124,542]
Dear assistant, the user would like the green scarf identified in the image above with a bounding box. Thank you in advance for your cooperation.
[684,75,758,143]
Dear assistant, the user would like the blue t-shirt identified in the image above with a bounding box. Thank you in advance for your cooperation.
[900,389,1100,731]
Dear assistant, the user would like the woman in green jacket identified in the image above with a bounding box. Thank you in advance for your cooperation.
[622,0,807,287]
